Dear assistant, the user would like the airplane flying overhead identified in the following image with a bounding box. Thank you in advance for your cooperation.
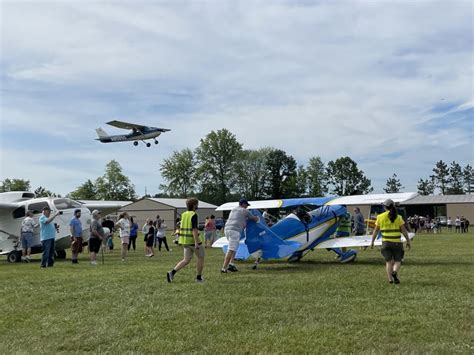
[0,191,124,262]
[213,193,417,264]
[96,120,171,147]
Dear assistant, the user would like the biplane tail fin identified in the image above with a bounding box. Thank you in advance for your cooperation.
[245,210,302,259]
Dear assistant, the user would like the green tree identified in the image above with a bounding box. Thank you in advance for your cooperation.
[234,148,271,200]
[326,157,373,196]
[431,160,449,195]
[463,164,473,194]
[68,179,97,200]
[306,156,328,196]
[195,129,243,204]
[383,173,404,193]
[0,178,31,192]
[160,148,196,197]
[95,160,136,201]
[446,161,464,195]
[34,186,60,198]
[264,149,298,198]
[417,178,434,196]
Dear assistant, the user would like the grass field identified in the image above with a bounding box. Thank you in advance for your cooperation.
[1,232,472,354]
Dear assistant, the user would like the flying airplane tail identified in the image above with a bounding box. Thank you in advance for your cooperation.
[95,128,109,139]
[246,210,302,259]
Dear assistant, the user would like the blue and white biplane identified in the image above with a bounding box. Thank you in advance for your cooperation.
[212,193,416,264]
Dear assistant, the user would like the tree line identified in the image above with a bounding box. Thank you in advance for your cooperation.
[160,129,373,205]
[1,130,472,204]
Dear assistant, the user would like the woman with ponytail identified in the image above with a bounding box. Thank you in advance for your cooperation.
[371,199,411,284]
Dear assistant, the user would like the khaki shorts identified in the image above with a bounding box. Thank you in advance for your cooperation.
[184,245,205,260]
[225,230,241,252]
[71,237,83,253]
[121,236,130,245]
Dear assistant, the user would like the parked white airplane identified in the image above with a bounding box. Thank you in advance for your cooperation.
[96,120,171,147]
[0,192,124,262]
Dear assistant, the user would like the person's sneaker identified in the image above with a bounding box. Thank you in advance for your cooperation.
[196,277,204,283]
[392,272,400,284]
[221,268,228,273]
[228,264,239,272]
[90,261,97,265]
[40,265,46,269]
[167,271,174,283]
[389,280,394,284]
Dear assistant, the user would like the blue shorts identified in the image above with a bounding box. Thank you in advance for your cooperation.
[21,232,34,249]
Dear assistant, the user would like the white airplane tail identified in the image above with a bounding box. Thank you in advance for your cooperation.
[95,128,109,139]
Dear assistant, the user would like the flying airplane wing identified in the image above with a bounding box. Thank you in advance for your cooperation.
[216,197,335,211]
[107,120,171,132]
[315,232,415,249]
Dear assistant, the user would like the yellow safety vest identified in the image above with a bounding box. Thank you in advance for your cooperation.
[376,211,404,243]
[178,211,200,245]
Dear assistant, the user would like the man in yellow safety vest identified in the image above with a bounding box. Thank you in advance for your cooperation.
[167,198,205,283]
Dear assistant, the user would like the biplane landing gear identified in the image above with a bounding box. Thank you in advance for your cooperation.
[146,142,151,147]
[7,251,22,263]
[154,140,159,145]
[133,141,138,146]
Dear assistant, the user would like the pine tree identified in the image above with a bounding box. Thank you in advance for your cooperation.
[384,173,404,193]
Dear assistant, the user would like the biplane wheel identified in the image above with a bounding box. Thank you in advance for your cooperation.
[133,141,139,146]
[55,250,66,259]
[154,140,159,144]
[146,143,151,147]
[7,251,22,263]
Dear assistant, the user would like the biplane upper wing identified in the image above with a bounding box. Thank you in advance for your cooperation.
[216,197,335,211]
[107,120,171,132]
[325,192,418,206]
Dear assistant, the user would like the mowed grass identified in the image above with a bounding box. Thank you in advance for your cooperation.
[0,232,472,354]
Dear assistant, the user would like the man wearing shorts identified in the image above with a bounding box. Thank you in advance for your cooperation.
[89,210,105,265]
[167,198,204,283]
[371,199,411,284]
[69,209,83,264]
[221,198,259,273]
[21,210,37,262]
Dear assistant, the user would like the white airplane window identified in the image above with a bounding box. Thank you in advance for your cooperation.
[28,202,50,215]
[54,198,81,210]
[12,207,26,219]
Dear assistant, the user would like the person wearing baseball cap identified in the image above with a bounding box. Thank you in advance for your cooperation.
[39,205,61,268]
[221,198,259,273]
[69,209,83,264]
[370,199,411,284]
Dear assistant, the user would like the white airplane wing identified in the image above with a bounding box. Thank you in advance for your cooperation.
[79,200,131,216]
[107,120,171,132]
[325,192,418,206]
[315,232,415,249]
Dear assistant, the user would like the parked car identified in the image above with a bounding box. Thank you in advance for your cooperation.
[436,216,447,226]
[198,218,225,231]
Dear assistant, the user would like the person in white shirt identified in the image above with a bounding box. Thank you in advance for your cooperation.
[116,212,131,262]
[455,217,461,233]
[21,210,38,262]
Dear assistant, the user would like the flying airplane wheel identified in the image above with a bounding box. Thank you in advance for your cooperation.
[7,251,22,263]
[55,250,66,259]
[146,142,151,147]
[133,141,139,146]
[154,140,159,144]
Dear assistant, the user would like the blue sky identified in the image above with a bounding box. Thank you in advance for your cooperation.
[0,1,473,197]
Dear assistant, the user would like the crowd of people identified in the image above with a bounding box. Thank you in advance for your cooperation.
[20,199,471,285]
[406,215,470,234]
